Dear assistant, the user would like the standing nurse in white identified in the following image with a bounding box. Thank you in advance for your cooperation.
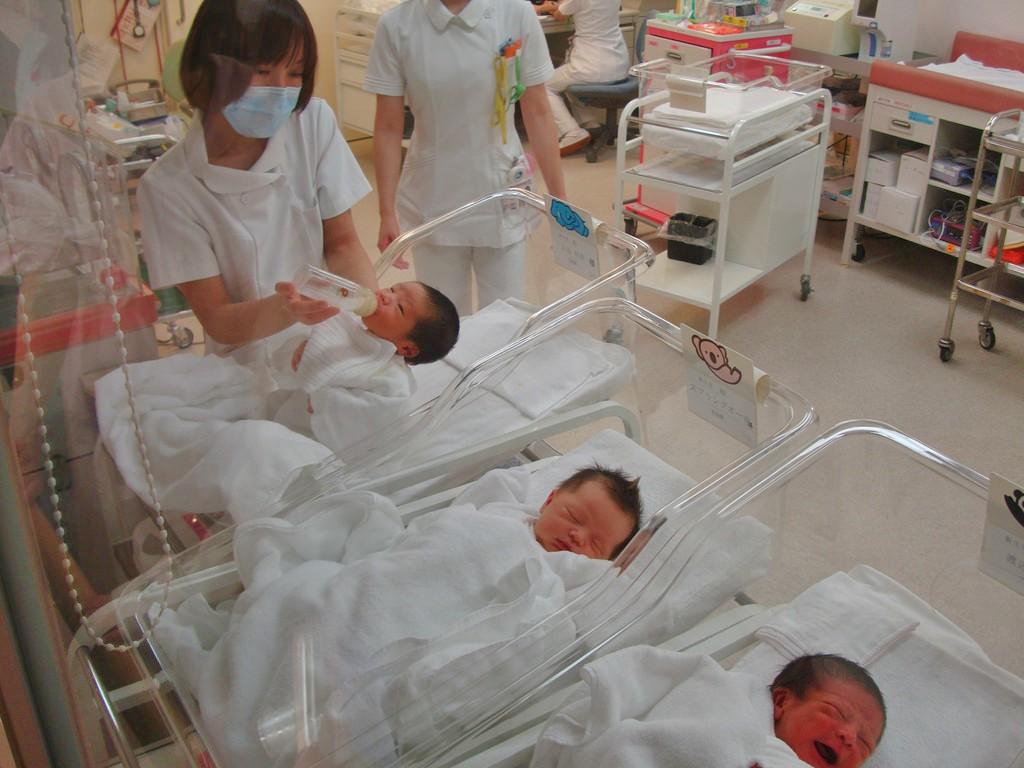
[535,0,630,155]
[138,0,375,363]
[365,0,566,317]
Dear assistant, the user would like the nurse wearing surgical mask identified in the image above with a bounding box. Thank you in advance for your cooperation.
[138,0,375,362]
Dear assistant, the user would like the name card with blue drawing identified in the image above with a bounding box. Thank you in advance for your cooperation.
[980,473,1024,597]
[682,326,769,448]
[546,195,602,280]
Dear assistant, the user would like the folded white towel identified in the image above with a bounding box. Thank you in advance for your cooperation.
[753,570,918,667]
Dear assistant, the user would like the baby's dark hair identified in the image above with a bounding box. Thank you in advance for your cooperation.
[771,654,887,738]
[558,464,642,558]
[405,283,460,365]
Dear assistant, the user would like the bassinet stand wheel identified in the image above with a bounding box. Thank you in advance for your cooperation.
[799,274,812,301]
[978,321,996,351]
[938,338,955,362]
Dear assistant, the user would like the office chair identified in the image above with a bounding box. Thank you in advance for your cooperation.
[564,17,647,163]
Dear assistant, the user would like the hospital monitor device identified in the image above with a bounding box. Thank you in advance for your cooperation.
[784,0,859,56]
[852,0,918,62]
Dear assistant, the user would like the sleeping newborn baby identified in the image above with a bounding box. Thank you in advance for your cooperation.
[157,464,643,768]
[532,650,885,768]
[268,281,459,454]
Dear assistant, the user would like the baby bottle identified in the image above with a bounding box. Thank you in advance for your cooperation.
[293,264,378,316]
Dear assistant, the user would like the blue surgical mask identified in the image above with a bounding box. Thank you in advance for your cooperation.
[222,85,300,138]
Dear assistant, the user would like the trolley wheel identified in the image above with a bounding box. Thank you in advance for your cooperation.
[938,339,955,362]
[852,243,865,262]
[979,324,996,351]
[623,218,638,236]
[799,275,812,301]
[172,325,195,349]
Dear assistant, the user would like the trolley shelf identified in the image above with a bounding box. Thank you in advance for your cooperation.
[970,196,1024,236]
[984,132,1024,157]
[637,253,764,308]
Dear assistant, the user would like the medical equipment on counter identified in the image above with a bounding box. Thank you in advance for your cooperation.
[644,18,793,66]
[784,0,859,56]
[293,265,378,316]
[853,0,918,62]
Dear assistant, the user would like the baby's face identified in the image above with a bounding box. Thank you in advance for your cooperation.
[533,480,633,560]
[772,678,883,768]
[363,282,427,350]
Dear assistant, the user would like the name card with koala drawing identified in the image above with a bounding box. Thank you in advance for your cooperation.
[980,473,1024,597]
[682,327,767,448]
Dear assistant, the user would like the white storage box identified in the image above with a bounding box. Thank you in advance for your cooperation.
[877,185,919,232]
[897,148,929,197]
[866,149,900,186]
[862,181,883,219]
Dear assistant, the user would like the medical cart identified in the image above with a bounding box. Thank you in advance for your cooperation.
[615,52,832,338]
[938,109,1024,362]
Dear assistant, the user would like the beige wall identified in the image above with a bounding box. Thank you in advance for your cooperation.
[73,0,341,117]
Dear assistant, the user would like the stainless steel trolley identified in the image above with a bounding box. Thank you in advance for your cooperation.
[938,109,1024,362]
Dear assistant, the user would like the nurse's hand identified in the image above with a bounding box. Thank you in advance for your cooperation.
[275,282,340,325]
[377,214,410,269]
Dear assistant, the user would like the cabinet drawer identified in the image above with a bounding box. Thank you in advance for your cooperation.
[338,81,376,134]
[336,9,379,37]
[336,32,373,57]
[337,56,368,86]
[869,102,936,144]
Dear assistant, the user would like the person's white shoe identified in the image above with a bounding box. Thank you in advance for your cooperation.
[559,129,591,157]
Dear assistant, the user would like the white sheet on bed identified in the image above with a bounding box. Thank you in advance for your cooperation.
[734,565,1024,768]
[641,89,813,160]
[921,54,1024,93]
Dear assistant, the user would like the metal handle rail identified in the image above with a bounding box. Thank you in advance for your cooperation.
[375,187,656,334]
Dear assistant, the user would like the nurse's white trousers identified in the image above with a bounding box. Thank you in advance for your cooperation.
[546,64,604,142]
[412,240,527,317]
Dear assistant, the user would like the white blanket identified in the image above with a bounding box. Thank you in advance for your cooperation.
[268,311,416,457]
[95,354,333,522]
[642,90,813,160]
[921,54,1024,93]
[155,474,610,768]
[531,647,806,768]
[734,566,1024,768]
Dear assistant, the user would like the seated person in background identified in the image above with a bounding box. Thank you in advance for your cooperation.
[268,281,459,453]
[534,0,630,156]
[532,651,885,768]
[164,464,644,768]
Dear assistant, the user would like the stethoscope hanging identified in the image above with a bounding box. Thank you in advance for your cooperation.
[132,0,146,37]
[10,0,176,654]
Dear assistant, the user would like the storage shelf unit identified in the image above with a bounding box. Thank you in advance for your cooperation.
[841,84,1023,267]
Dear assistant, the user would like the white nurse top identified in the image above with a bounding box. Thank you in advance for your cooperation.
[137,97,371,360]
[558,0,629,82]
[364,0,553,247]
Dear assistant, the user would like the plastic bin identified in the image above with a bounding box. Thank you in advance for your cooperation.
[661,212,717,264]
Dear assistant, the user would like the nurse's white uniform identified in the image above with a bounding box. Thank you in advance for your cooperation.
[364,0,554,315]
[137,97,371,362]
